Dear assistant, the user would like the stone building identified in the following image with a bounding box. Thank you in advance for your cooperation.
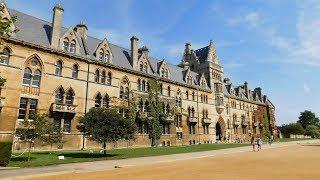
[0,3,277,150]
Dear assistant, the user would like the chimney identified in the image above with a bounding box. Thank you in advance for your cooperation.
[244,81,249,97]
[138,46,149,57]
[184,42,192,55]
[130,36,139,69]
[75,21,88,40]
[254,87,262,101]
[51,4,64,48]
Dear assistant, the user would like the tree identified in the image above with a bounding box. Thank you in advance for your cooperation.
[16,113,62,161]
[0,76,5,88]
[278,123,305,138]
[147,79,164,147]
[305,125,320,138]
[297,110,320,129]
[123,98,137,145]
[77,108,135,155]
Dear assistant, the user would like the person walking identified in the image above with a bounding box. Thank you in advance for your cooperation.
[251,136,256,151]
[257,137,262,151]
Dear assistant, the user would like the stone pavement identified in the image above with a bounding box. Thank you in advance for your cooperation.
[0,140,316,180]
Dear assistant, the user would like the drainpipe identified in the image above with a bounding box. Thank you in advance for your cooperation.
[81,62,90,150]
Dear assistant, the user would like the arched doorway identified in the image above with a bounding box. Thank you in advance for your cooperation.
[215,116,227,142]
[216,122,222,141]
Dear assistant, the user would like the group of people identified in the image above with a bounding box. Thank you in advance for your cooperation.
[251,136,263,151]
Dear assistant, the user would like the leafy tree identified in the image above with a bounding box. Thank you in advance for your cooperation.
[278,123,305,138]
[305,125,320,138]
[16,113,61,161]
[297,110,320,129]
[147,79,164,147]
[123,99,137,144]
[77,108,135,155]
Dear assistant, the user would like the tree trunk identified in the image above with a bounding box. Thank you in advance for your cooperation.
[103,142,106,155]
[27,140,32,163]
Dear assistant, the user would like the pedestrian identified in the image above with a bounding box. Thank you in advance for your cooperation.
[251,136,256,151]
[257,137,262,151]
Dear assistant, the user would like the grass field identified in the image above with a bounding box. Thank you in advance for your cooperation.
[9,143,249,167]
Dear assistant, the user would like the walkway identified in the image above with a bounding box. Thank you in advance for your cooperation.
[0,140,317,180]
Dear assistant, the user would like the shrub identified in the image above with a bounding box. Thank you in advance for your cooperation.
[0,141,13,167]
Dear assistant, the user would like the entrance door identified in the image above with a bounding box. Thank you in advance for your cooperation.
[216,122,222,141]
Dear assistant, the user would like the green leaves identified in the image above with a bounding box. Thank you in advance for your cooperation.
[78,108,135,145]
[0,76,6,87]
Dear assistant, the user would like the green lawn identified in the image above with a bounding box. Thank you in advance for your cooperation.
[9,143,249,167]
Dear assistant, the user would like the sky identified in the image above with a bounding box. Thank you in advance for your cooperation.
[5,0,320,125]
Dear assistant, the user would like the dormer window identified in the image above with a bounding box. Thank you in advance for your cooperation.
[139,61,148,73]
[187,75,193,85]
[62,38,76,53]
[70,40,76,53]
[98,49,110,62]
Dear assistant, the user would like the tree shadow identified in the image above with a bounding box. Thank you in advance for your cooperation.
[62,152,119,158]
[10,157,36,162]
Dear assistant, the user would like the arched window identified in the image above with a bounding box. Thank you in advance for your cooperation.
[22,68,32,85]
[192,92,195,101]
[191,107,195,117]
[1,48,10,64]
[142,80,146,91]
[98,50,104,61]
[63,38,69,52]
[101,71,106,84]
[94,69,100,83]
[72,64,78,79]
[144,101,149,112]
[120,77,130,100]
[167,86,171,96]
[125,87,129,99]
[55,87,64,104]
[137,79,141,91]
[120,86,124,99]
[105,51,110,62]
[70,40,76,53]
[66,89,75,105]
[95,93,102,107]
[143,62,148,73]
[107,72,112,85]
[188,107,191,117]
[103,94,109,108]
[139,63,144,72]
[186,91,189,100]
[32,70,41,87]
[55,60,62,76]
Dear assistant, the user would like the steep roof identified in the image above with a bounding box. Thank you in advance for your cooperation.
[8,8,205,89]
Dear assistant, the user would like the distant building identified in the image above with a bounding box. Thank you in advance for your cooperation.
[0,3,277,150]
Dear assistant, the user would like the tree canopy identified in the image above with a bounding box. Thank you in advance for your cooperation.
[77,107,135,154]
[297,110,320,129]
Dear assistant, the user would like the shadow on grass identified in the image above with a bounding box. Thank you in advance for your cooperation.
[62,153,119,158]
[10,157,36,162]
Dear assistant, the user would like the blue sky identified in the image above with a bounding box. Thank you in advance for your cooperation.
[6,0,320,125]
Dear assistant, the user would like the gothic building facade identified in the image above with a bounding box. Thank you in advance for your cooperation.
[0,3,277,150]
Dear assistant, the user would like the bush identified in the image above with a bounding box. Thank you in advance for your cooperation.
[279,123,305,138]
[0,141,13,167]
[305,125,320,138]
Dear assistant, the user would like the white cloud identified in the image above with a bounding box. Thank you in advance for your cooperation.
[227,12,262,28]
[303,83,311,93]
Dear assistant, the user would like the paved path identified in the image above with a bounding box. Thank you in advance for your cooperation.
[0,140,317,180]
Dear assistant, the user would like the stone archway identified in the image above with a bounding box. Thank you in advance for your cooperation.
[216,116,227,141]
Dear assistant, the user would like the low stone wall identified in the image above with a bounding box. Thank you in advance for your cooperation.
[289,134,311,139]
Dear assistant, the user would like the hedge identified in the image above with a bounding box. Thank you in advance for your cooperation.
[0,141,13,167]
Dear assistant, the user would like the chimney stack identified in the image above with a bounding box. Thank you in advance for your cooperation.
[51,4,64,48]
[75,21,88,40]
[184,42,192,55]
[130,36,139,69]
